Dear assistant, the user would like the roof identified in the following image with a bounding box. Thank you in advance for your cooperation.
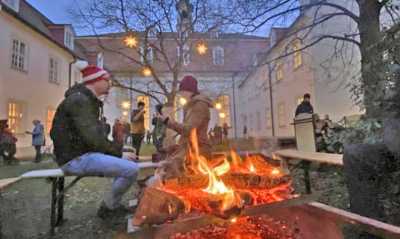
[78,31,268,41]
[76,34,269,74]
[0,0,79,58]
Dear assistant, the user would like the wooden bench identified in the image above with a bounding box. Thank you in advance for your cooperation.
[17,160,160,235]
[273,149,343,193]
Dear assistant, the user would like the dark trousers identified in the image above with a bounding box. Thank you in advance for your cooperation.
[131,134,144,156]
[34,145,42,162]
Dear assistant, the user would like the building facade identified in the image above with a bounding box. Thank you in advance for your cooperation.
[237,0,366,138]
[0,0,81,148]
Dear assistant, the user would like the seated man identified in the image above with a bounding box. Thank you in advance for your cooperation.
[50,65,138,218]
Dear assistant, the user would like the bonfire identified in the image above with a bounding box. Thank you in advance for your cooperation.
[132,129,297,238]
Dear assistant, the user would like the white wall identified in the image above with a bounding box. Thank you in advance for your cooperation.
[0,12,75,148]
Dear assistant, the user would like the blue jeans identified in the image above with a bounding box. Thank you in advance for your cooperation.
[61,153,138,209]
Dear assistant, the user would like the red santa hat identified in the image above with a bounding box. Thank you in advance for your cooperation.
[77,62,110,84]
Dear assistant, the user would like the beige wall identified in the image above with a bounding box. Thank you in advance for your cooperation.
[0,11,75,148]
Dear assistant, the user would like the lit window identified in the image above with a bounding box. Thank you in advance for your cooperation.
[46,108,56,134]
[136,96,150,130]
[293,40,302,69]
[297,96,303,105]
[49,57,59,84]
[11,39,28,72]
[97,52,104,68]
[278,102,286,128]
[216,95,230,125]
[276,60,283,81]
[213,46,224,65]
[7,101,23,134]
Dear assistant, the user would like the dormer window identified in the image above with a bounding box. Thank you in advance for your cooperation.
[64,28,74,50]
[97,52,104,68]
[210,31,220,39]
[2,0,19,12]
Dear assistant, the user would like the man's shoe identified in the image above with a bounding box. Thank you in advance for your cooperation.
[97,202,132,219]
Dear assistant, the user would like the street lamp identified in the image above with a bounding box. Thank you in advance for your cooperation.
[122,111,128,116]
[124,35,138,48]
[219,112,226,119]
[215,103,222,110]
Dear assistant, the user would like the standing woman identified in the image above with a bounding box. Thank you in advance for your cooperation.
[26,120,45,163]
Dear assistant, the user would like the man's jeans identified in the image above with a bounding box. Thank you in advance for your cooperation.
[61,153,138,209]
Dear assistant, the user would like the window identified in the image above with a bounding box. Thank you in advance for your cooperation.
[46,108,56,134]
[278,102,286,128]
[97,52,104,68]
[7,101,23,134]
[148,28,157,38]
[210,31,220,39]
[216,95,230,125]
[136,96,150,130]
[293,40,302,69]
[49,57,59,84]
[64,29,74,50]
[2,0,19,12]
[296,96,303,105]
[11,39,28,72]
[183,44,190,65]
[213,46,224,65]
[276,60,283,81]
[139,47,153,64]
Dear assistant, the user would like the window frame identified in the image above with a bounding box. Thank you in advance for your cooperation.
[293,39,303,69]
[49,56,60,84]
[10,38,28,72]
[213,46,224,65]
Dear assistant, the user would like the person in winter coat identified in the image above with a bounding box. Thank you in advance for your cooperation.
[50,65,138,219]
[112,119,125,145]
[26,120,45,163]
[295,93,314,116]
[0,119,17,165]
[131,101,146,156]
[152,104,166,152]
[156,75,212,180]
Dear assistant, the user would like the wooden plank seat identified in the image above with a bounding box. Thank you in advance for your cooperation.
[17,161,161,235]
[273,149,343,194]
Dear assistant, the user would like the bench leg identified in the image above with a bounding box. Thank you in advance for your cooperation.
[302,161,312,194]
[56,177,65,226]
[50,178,57,235]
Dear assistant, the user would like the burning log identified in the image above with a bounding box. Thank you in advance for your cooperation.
[221,172,291,189]
[132,187,186,226]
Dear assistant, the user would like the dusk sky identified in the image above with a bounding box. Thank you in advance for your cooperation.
[26,0,293,37]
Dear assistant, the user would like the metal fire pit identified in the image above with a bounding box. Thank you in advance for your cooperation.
[127,201,400,239]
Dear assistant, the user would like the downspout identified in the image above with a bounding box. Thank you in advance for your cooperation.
[68,57,77,89]
[232,72,239,139]
[268,63,275,137]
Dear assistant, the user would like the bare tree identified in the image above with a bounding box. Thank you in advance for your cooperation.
[224,0,400,118]
[71,0,229,107]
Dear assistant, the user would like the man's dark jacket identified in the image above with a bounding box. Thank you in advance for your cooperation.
[295,101,314,116]
[50,84,122,166]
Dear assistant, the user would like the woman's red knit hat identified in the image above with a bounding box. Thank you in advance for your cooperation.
[179,75,198,93]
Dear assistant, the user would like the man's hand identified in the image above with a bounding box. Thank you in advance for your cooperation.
[156,113,169,123]
[123,152,137,161]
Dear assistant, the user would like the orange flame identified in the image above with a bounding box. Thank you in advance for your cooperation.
[189,129,237,211]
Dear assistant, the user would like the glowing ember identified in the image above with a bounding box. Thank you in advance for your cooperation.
[170,216,298,239]
[271,168,280,176]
